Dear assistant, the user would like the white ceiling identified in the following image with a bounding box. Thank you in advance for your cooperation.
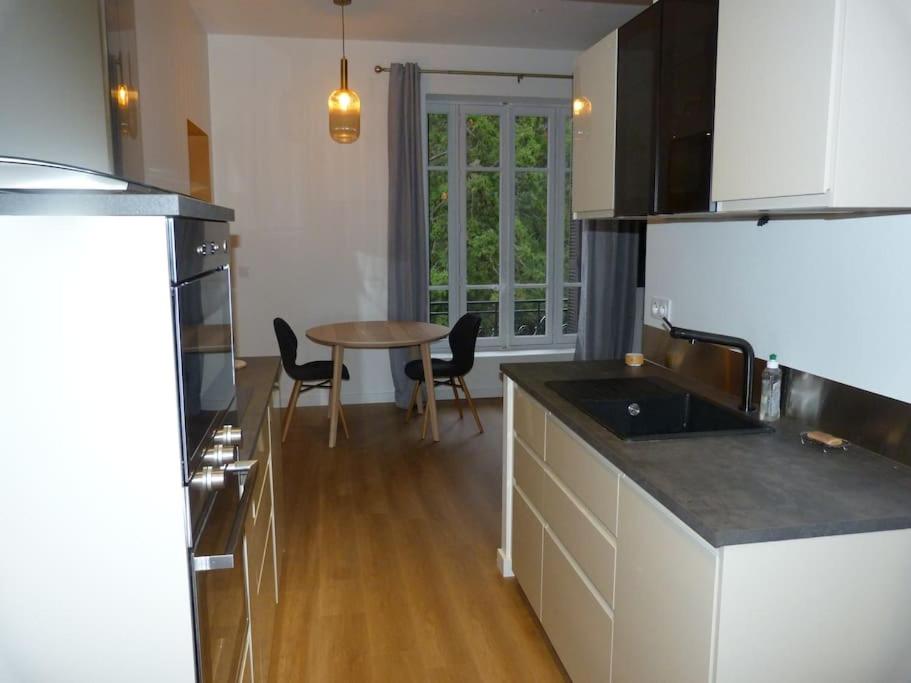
[188,0,649,51]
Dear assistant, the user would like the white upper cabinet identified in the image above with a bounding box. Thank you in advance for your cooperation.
[712,0,911,212]
[572,31,617,219]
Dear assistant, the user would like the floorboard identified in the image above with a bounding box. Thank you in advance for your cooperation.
[269,398,567,682]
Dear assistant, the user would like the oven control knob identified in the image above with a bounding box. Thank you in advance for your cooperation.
[190,466,226,492]
[202,444,236,467]
[210,241,220,253]
[213,425,243,447]
[196,243,208,255]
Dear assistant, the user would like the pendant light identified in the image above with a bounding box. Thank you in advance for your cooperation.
[328,0,361,144]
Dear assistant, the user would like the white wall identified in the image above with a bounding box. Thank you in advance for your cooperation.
[133,0,211,193]
[645,215,911,403]
[0,0,111,172]
[208,35,577,405]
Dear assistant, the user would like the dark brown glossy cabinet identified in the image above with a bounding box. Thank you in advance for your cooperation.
[656,0,718,214]
[614,0,718,217]
[614,3,661,218]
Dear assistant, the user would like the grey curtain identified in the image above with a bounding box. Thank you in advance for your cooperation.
[387,63,428,408]
[574,219,644,361]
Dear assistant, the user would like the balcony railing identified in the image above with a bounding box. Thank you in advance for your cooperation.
[430,298,578,338]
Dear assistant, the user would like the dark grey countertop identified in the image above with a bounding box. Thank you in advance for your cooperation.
[235,356,282,463]
[0,190,234,222]
[502,360,911,548]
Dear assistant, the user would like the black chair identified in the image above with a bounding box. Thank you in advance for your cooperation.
[273,317,351,443]
[404,313,483,435]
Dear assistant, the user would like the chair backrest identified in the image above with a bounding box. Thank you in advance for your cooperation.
[273,317,299,373]
[448,313,482,376]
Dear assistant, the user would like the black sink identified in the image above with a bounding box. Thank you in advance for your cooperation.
[546,377,773,441]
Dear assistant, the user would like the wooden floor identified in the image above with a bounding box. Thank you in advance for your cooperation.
[268,398,567,682]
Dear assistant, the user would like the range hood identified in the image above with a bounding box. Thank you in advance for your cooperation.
[0,157,129,191]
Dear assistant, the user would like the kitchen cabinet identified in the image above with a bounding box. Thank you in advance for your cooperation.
[655,0,718,214]
[571,31,618,219]
[509,388,620,681]
[614,3,661,217]
[541,529,614,683]
[511,486,544,618]
[241,375,285,683]
[612,478,718,682]
[614,0,718,217]
[712,0,911,212]
[501,376,911,682]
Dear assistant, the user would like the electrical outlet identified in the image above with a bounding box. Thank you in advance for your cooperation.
[650,296,672,322]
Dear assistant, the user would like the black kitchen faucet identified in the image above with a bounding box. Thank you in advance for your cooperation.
[663,317,756,413]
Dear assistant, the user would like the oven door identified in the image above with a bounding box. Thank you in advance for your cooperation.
[192,463,258,683]
[174,267,236,479]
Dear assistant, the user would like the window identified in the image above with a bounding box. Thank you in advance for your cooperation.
[426,99,578,349]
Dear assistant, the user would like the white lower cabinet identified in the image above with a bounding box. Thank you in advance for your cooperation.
[511,486,544,618]
[541,530,614,683]
[612,479,718,683]
[505,381,911,682]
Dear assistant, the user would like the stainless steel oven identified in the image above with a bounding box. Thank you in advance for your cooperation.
[170,218,237,479]
[170,218,252,683]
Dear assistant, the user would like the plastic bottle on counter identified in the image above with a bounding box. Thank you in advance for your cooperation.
[759,354,782,422]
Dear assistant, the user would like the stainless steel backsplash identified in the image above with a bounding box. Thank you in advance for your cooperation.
[643,325,911,466]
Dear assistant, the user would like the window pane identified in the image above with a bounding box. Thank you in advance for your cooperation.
[428,170,449,286]
[430,289,449,327]
[564,180,582,284]
[428,113,448,167]
[467,288,499,338]
[514,287,547,337]
[466,171,500,285]
[466,115,500,168]
[515,115,548,168]
[515,171,548,284]
[563,286,581,335]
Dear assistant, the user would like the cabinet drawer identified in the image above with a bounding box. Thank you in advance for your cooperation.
[247,462,273,590]
[545,415,619,536]
[512,486,544,618]
[514,437,545,513]
[541,469,616,608]
[251,525,277,683]
[252,423,270,504]
[514,388,546,456]
[542,529,613,683]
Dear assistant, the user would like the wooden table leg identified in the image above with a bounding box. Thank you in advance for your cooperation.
[328,344,345,448]
[419,343,440,442]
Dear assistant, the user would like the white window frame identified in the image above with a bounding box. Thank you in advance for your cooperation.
[425,96,576,351]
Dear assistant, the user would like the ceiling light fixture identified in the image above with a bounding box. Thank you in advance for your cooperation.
[328,0,361,144]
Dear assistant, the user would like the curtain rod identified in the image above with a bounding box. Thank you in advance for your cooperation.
[373,65,572,82]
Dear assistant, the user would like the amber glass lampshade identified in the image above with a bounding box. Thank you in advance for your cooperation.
[115,83,130,109]
[329,57,360,144]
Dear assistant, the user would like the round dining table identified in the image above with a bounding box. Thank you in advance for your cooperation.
[306,320,450,447]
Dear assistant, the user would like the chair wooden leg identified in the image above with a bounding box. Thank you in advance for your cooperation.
[405,381,420,422]
[451,380,464,419]
[281,380,302,443]
[459,376,484,434]
[421,395,429,440]
[338,400,350,439]
[416,383,424,415]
